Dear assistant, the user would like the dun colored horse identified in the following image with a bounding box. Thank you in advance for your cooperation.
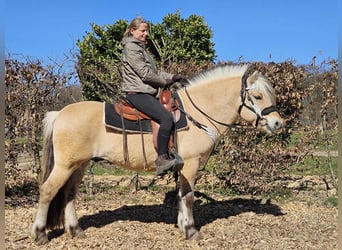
[31,64,284,245]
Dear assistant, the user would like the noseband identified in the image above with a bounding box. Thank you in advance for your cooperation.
[237,70,278,127]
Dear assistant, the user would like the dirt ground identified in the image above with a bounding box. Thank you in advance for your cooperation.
[5,173,338,250]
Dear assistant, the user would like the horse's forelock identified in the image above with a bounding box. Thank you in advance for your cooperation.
[255,75,276,104]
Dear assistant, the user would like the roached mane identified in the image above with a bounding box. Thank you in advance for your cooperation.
[183,64,276,104]
[187,64,249,86]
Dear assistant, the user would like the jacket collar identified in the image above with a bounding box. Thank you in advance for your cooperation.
[121,37,145,48]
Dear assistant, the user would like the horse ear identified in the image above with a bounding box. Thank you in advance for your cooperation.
[247,71,260,85]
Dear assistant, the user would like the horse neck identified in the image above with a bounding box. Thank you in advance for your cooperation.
[181,77,241,132]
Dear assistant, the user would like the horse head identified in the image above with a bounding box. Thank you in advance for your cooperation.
[237,70,284,134]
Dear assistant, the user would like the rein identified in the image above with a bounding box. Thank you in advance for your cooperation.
[182,87,236,128]
[177,85,240,142]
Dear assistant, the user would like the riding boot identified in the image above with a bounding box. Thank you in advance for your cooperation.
[169,148,184,172]
[155,154,175,176]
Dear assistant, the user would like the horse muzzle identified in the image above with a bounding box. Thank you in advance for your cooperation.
[259,113,284,134]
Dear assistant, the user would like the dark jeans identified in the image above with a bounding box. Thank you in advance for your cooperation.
[125,93,174,156]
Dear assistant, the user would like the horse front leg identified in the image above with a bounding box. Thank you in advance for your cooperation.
[177,159,201,240]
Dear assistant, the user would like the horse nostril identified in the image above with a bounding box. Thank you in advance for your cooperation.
[275,120,284,129]
[274,121,281,129]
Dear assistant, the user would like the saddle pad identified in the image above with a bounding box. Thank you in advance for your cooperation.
[103,97,188,133]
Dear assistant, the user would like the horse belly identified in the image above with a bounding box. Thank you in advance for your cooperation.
[97,131,157,172]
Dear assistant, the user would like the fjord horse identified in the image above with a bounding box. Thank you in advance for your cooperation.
[31,64,284,244]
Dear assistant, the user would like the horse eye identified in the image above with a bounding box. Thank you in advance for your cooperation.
[253,95,262,100]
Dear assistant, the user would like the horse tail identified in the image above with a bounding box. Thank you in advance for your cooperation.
[40,111,65,229]
[40,111,86,229]
[40,111,59,184]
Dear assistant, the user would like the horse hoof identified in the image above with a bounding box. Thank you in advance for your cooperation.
[33,234,49,245]
[186,228,202,240]
[74,230,86,238]
[189,230,202,240]
[69,225,86,238]
[31,227,49,245]
[37,236,49,245]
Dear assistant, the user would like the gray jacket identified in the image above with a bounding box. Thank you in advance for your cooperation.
[121,37,173,95]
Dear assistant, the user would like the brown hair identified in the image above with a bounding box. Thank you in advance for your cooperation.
[123,17,148,37]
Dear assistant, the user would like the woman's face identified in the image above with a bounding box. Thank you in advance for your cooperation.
[130,23,149,44]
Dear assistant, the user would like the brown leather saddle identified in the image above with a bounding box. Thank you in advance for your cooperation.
[114,90,181,151]
[115,90,180,121]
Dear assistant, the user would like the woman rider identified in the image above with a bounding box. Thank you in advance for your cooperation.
[121,17,185,176]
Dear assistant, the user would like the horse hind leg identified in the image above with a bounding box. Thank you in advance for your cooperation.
[64,163,87,238]
[31,164,74,245]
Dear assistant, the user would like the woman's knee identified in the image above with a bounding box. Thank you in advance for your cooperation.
[160,112,174,128]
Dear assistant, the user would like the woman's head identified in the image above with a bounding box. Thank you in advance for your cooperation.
[124,17,149,44]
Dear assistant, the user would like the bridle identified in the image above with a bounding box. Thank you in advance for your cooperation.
[237,69,278,127]
[179,68,278,132]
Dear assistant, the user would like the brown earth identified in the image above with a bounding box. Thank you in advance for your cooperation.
[5,172,338,250]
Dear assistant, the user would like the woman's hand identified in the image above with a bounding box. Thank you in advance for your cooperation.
[164,74,188,89]
[172,74,188,83]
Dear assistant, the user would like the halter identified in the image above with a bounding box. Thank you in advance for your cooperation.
[237,69,278,127]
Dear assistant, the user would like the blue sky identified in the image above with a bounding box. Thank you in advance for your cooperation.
[5,0,338,65]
